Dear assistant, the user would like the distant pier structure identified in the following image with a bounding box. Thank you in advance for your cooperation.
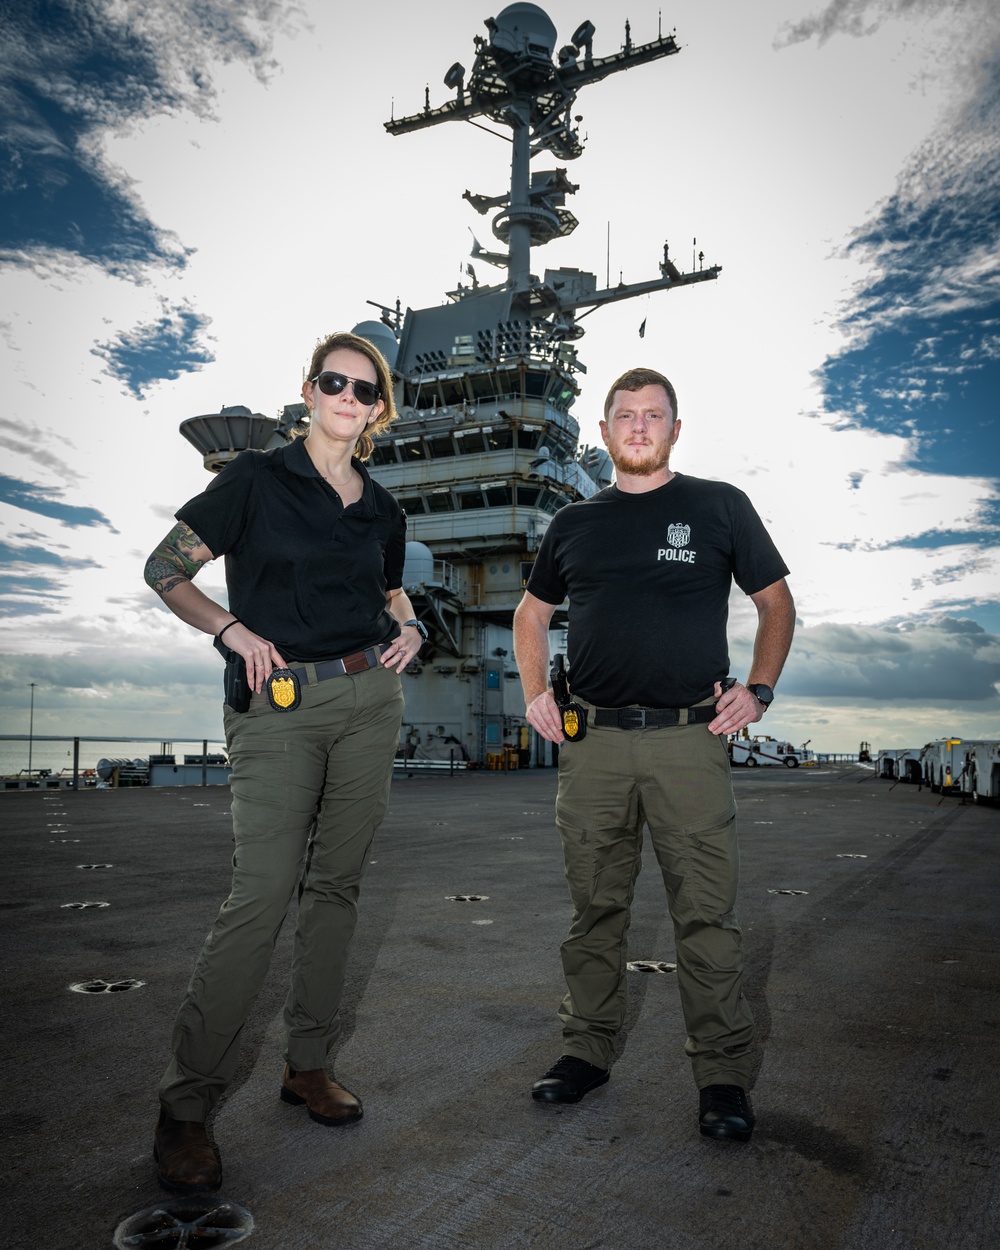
[179,5,721,766]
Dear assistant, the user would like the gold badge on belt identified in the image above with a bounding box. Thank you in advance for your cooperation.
[550,652,587,742]
[266,667,301,712]
[561,702,588,741]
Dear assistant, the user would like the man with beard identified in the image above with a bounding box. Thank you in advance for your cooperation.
[513,366,794,1142]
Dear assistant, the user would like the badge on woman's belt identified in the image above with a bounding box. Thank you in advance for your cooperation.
[266,667,301,711]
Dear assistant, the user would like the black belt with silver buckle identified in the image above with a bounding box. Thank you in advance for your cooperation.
[289,645,387,685]
[593,705,716,730]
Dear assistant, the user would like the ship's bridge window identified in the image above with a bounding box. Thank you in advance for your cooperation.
[517,429,542,450]
[398,439,426,460]
[520,561,534,586]
[524,371,547,398]
[428,491,455,513]
[539,490,567,515]
[370,443,398,466]
[549,431,577,461]
[485,485,512,506]
[470,374,499,400]
[441,381,467,406]
[485,429,513,451]
[553,387,575,412]
[457,431,487,454]
[428,436,455,458]
[495,369,521,399]
[516,485,540,506]
[398,495,426,515]
[413,390,441,410]
[458,490,485,510]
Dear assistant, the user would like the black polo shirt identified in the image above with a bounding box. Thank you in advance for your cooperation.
[177,437,406,663]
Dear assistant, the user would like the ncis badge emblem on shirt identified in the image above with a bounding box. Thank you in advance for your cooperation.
[658,522,696,564]
[266,668,302,712]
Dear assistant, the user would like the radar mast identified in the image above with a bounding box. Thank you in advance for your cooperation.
[386,4,720,338]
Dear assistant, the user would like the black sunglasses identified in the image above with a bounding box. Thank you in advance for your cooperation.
[310,371,381,407]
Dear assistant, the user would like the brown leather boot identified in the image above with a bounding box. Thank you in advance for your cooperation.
[280,1063,363,1126]
[153,1107,222,1192]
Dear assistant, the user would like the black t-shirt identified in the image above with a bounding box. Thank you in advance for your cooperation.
[526,473,789,708]
[177,437,406,663]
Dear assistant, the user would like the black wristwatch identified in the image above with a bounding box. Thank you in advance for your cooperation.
[747,683,774,712]
[403,618,428,642]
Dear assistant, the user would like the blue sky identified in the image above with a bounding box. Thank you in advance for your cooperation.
[821,138,1000,489]
[0,0,997,752]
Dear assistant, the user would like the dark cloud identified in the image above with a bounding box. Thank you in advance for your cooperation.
[0,539,100,567]
[92,301,215,397]
[0,571,66,616]
[887,528,1000,550]
[0,0,298,271]
[0,650,220,701]
[0,538,101,614]
[0,600,60,617]
[0,419,85,484]
[782,616,1000,701]
[0,575,63,594]
[0,475,116,528]
[775,0,986,48]
[913,616,986,636]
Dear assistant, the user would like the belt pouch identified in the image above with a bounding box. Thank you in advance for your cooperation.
[215,639,251,713]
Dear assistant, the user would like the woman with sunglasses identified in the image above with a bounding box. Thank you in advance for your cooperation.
[144,330,423,1193]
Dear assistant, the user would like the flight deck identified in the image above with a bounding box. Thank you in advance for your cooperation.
[3,764,997,1249]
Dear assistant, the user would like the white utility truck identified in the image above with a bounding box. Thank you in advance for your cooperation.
[959,741,1000,804]
[920,738,996,794]
[729,735,813,768]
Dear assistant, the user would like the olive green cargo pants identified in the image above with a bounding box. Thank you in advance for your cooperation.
[158,662,403,1121]
[554,702,755,1088]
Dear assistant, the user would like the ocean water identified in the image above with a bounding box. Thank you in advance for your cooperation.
[0,739,226,778]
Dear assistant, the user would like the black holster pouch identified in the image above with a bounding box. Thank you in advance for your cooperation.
[550,653,587,742]
[214,637,251,713]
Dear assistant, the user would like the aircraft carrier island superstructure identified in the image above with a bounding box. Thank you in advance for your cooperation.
[180,4,721,766]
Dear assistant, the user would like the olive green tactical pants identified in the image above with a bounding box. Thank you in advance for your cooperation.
[158,662,403,1121]
[554,701,755,1088]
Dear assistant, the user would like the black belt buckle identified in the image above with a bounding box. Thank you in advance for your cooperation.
[561,701,588,741]
[265,667,301,712]
[618,708,647,730]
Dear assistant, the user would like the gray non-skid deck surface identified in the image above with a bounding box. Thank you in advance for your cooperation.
[2,765,998,1250]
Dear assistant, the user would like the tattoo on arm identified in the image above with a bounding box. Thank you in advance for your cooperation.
[144,523,213,598]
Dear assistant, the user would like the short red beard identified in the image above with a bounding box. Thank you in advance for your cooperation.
[608,442,672,477]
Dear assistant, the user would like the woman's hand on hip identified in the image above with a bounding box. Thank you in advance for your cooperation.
[227,623,287,692]
[380,626,423,674]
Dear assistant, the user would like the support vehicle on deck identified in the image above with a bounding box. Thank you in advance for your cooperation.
[959,741,1000,805]
[919,738,997,795]
[729,734,812,768]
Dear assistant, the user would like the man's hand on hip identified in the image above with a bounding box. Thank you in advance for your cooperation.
[708,680,765,736]
[526,689,566,744]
